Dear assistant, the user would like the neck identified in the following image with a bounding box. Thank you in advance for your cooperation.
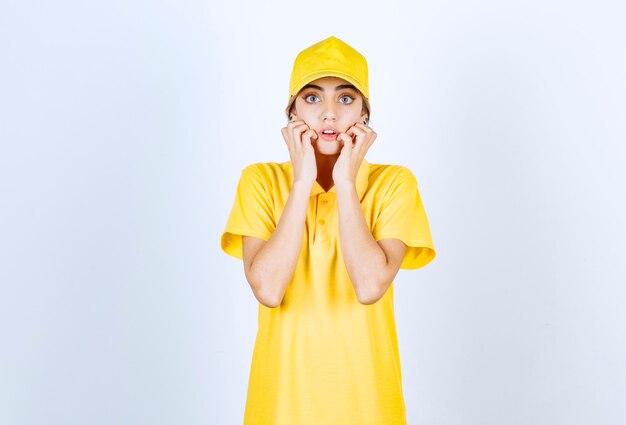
[315,152,339,192]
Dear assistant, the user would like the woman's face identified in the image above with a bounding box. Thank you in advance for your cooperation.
[291,76,368,156]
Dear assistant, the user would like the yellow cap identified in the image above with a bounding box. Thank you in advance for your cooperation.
[285,36,370,119]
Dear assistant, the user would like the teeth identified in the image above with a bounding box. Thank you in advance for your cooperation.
[322,130,335,134]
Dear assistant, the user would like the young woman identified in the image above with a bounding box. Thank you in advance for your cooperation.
[221,35,436,425]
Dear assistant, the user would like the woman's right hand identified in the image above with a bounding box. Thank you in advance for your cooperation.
[280,119,317,187]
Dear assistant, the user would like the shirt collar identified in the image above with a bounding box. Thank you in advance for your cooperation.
[285,158,370,201]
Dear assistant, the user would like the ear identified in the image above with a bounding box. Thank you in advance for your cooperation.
[360,112,369,125]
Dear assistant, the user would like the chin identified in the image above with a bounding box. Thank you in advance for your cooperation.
[314,140,342,156]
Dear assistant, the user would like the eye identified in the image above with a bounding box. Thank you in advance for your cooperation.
[339,95,354,104]
[304,94,319,103]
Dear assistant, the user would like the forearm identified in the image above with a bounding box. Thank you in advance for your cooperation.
[247,181,311,306]
[336,182,390,304]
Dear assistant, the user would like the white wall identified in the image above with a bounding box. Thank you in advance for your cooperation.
[1,0,625,424]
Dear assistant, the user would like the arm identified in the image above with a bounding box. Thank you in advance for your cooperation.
[242,181,311,308]
[336,182,407,304]
[332,121,406,304]
[242,119,318,308]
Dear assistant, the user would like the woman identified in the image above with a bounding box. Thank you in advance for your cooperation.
[221,35,436,425]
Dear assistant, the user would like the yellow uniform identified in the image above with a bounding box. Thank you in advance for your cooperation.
[221,158,436,425]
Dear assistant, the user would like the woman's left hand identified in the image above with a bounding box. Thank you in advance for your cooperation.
[332,122,377,188]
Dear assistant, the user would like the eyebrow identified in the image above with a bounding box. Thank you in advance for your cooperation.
[301,84,358,92]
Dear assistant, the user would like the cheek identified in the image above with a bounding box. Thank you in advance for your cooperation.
[343,108,363,124]
[295,107,318,123]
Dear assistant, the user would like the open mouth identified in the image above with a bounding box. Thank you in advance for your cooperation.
[320,129,338,140]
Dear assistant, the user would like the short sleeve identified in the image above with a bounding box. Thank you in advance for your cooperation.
[372,167,436,269]
[220,165,276,260]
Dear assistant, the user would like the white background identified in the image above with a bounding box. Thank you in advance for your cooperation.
[1,0,625,424]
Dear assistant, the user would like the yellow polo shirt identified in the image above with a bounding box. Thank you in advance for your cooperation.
[221,159,436,425]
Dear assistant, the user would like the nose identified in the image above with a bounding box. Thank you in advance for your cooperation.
[320,99,337,121]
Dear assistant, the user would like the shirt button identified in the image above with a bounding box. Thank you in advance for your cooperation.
[318,219,325,225]
[321,200,328,205]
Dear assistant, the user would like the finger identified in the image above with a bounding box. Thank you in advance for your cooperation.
[349,127,369,150]
[345,126,367,147]
[353,122,374,133]
[352,123,374,150]
[365,132,377,149]
[282,125,301,144]
[283,122,307,137]
[301,129,317,158]
[291,123,310,139]
[357,134,375,155]
[337,132,354,148]
[281,127,295,151]
[291,124,310,152]
[349,126,367,137]
[286,119,306,129]
[302,129,318,147]
[336,133,350,151]
[302,132,316,152]
[340,134,352,156]
[291,123,309,132]
[290,123,309,143]
[340,129,356,141]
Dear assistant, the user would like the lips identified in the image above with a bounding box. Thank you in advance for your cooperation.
[319,126,338,141]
